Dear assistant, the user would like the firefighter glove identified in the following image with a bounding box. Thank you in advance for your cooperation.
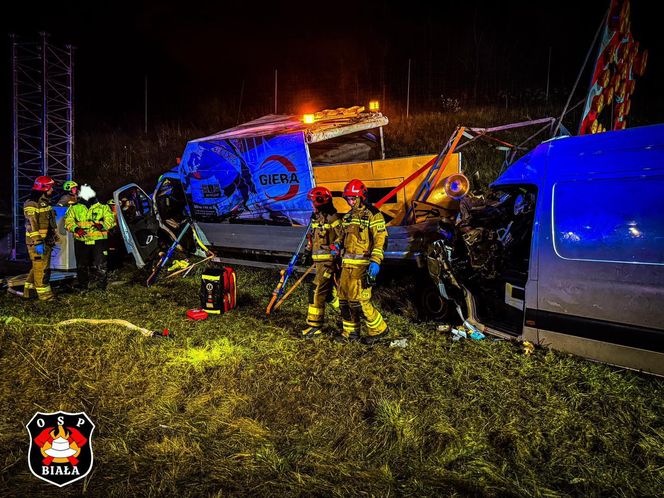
[367,262,380,279]
[34,242,45,255]
[329,243,340,256]
[75,228,87,237]
[93,222,104,230]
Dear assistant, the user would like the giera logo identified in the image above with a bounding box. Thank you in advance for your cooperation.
[26,411,95,487]
[258,155,300,201]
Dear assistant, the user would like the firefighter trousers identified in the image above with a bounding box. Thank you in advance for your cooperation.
[74,239,109,290]
[338,264,387,338]
[24,245,54,300]
[306,261,340,327]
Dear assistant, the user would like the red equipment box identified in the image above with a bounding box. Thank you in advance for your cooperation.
[186,309,209,320]
[200,266,237,314]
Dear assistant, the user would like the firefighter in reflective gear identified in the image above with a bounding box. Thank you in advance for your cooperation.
[23,176,58,300]
[301,186,343,339]
[336,179,389,344]
[64,184,116,290]
[57,180,79,207]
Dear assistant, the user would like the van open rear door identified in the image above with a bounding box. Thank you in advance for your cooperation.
[113,183,160,268]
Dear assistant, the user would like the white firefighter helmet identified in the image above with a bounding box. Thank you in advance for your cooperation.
[44,436,77,458]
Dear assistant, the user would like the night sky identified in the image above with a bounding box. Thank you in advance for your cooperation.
[2,1,662,128]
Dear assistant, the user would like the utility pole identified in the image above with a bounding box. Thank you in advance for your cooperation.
[546,47,552,103]
[406,58,411,118]
[144,75,148,134]
[237,79,245,124]
[274,69,278,114]
[41,32,48,175]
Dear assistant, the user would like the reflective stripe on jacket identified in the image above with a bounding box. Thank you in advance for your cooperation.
[341,204,387,266]
[24,196,57,246]
[64,202,116,244]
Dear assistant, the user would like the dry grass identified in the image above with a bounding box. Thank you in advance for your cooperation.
[1,266,663,496]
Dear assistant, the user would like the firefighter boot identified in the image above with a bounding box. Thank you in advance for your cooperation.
[23,282,37,299]
[301,326,323,340]
[334,330,359,343]
[362,326,391,345]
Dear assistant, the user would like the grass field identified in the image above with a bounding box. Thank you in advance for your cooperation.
[1,266,663,497]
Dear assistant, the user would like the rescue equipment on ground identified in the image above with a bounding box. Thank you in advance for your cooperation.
[266,221,312,315]
[166,255,215,280]
[200,266,237,314]
[272,264,315,312]
[167,259,189,272]
[147,221,191,286]
[186,308,209,320]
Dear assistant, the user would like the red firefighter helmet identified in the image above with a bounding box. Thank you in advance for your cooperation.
[33,176,55,192]
[307,186,333,207]
[343,179,368,200]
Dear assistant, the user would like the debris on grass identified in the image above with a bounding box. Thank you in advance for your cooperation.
[523,341,535,356]
[389,338,408,348]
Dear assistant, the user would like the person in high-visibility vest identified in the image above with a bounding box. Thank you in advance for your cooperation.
[300,186,343,339]
[23,176,58,300]
[336,179,389,344]
[64,184,116,290]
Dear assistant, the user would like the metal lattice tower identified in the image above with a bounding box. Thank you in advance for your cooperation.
[11,32,74,259]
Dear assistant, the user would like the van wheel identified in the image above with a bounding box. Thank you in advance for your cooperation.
[417,282,452,321]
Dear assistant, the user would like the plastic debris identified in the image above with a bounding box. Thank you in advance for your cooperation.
[445,322,485,342]
[462,320,485,340]
[389,338,408,348]
[167,259,190,272]
[469,330,485,341]
[451,328,467,341]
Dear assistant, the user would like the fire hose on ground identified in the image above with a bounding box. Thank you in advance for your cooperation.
[0,317,170,338]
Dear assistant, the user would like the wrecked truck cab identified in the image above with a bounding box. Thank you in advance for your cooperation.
[430,124,664,375]
[170,108,462,265]
[174,108,463,270]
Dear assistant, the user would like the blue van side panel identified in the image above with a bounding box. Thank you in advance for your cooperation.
[178,132,314,226]
[498,125,664,346]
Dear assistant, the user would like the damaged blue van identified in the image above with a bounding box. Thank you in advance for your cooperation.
[430,123,664,375]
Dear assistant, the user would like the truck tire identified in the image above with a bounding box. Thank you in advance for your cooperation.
[416,280,453,321]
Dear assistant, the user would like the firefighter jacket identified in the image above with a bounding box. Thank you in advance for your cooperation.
[341,203,387,266]
[64,202,116,245]
[24,195,57,247]
[308,209,343,263]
